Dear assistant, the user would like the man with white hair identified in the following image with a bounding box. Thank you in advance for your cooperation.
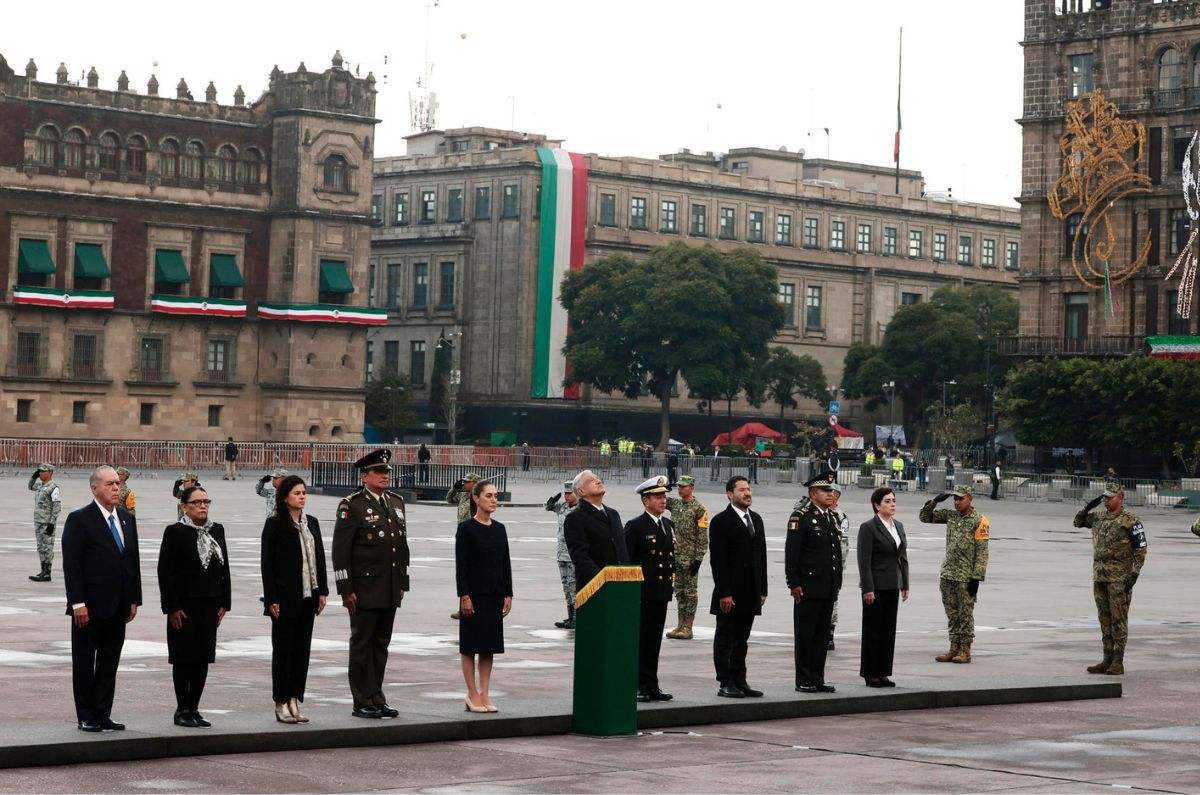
[563,470,629,590]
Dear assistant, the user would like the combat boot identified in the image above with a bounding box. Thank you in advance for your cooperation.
[935,644,959,663]
[665,626,685,639]
[28,564,50,583]
[1086,649,1112,674]
[1105,651,1124,675]
[668,624,693,640]
[951,644,972,663]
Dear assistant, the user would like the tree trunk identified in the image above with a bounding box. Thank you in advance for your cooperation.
[658,384,672,452]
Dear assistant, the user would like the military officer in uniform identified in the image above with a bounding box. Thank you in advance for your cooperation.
[256,468,289,519]
[116,467,136,516]
[544,481,578,629]
[790,480,849,651]
[1074,483,1147,675]
[665,475,708,640]
[27,463,62,582]
[625,476,676,702]
[332,449,411,718]
[786,471,843,692]
[449,473,480,524]
[920,485,989,664]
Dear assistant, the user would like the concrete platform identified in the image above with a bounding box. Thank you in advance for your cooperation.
[0,677,1118,769]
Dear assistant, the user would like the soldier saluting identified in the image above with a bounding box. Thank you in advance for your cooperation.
[27,464,61,582]
[665,475,708,640]
[920,485,989,664]
[1074,483,1147,676]
[332,449,410,718]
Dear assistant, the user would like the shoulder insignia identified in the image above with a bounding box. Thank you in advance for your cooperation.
[787,515,800,532]
[974,516,990,541]
[697,510,708,529]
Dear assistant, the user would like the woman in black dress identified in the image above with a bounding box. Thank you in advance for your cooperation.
[856,487,910,688]
[261,475,328,724]
[456,480,513,714]
[158,486,231,727]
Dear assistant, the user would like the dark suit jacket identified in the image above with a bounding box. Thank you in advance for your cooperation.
[708,504,768,617]
[62,502,142,620]
[261,514,329,614]
[625,512,675,602]
[856,515,910,593]
[455,518,514,598]
[158,522,232,614]
[564,500,628,591]
[784,504,843,599]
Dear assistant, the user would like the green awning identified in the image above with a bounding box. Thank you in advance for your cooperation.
[318,259,354,294]
[74,243,111,279]
[209,253,244,288]
[17,239,56,275]
[154,249,190,284]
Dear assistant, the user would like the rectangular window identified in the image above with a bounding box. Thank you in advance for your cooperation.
[420,190,436,223]
[803,217,819,248]
[451,140,469,153]
[719,207,736,239]
[365,340,374,381]
[438,261,455,308]
[15,330,43,378]
[1006,241,1020,270]
[776,213,792,245]
[909,229,924,258]
[660,199,678,233]
[447,188,463,222]
[533,185,541,218]
[1149,208,1161,266]
[501,184,519,218]
[982,238,996,267]
[138,336,167,382]
[1171,208,1189,255]
[690,203,707,236]
[805,285,823,329]
[412,263,428,309]
[901,292,922,305]
[139,402,154,426]
[72,401,87,424]
[1146,285,1159,335]
[883,227,897,256]
[371,194,382,223]
[857,223,872,253]
[1064,293,1089,345]
[394,192,409,225]
[1172,126,1192,172]
[1167,289,1190,335]
[748,210,764,242]
[1069,53,1094,97]
[207,405,222,427]
[474,186,491,220]
[830,220,845,250]
[958,235,973,265]
[630,197,647,230]
[1065,215,1088,259]
[386,263,402,308]
[778,283,795,327]
[384,340,400,373]
[205,339,231,381]
[16,399,32,423]
[599,193,617,226]
[70,333,99,380]
[1150,127,1162,186]
[410,340,427,386]
[934,232,948,261]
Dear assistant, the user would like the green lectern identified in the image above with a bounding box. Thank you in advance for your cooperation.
[571,565,644,736]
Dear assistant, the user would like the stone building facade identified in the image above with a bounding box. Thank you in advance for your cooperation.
[0,51,381,441]
[370,127,1020,444]
[1010,0,1200,358]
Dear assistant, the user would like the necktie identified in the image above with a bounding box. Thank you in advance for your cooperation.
[108,514,125,554]
[744,512,754,537]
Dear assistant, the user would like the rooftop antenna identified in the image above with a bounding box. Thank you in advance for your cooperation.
[409,0,439,132]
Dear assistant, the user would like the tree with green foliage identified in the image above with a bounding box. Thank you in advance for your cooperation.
[925,402,983,455]
[762,346,829,420]
[839,342,893,411]
[364,372,416,443]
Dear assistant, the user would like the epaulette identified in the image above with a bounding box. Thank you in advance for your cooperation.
[385,489,406,502]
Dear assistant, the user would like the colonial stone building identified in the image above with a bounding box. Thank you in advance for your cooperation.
[370,127,1020,444]
[0,51,382,441]
[1009,0,1199,359]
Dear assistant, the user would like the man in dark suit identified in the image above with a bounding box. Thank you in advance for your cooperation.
[708,475,768,698]
[564,469,629,590]
[62,465,142,732]
[786,471,844,693]
[625,476,676,702]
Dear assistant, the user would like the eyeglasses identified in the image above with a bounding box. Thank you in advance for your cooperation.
[186,499,212,506]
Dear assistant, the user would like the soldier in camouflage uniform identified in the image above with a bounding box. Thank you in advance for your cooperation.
[173,471,201,520]
[1074,483,1147,675]
[545,481,578,629]
[256,467,289,519]
[116,467,136,516]
[1191,515,1200,537]
[665,475,708,640]
[27,464,61,582]
[920,485,989,664]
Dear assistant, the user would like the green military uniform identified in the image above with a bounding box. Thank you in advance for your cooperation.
[664,475,708,639]
[116,467,136,516]
[27,464,61,582]
[173,471,200,520]
[332,449,411,716]
[1074,484,1147,675]
[920,486,989,663]
[448,473,481,524]
[1191,516,1200,537]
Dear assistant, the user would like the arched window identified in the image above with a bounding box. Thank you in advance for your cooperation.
[1159,47,1182,92]
[98,132,120,171]
[216,145,237,183]
[323,154,348,191]
[126,135,147,174]
[62,129,86,168]
[237,148,262,185]
[182,140,204,179]
[35,125,59,166]
[160,139,179,178]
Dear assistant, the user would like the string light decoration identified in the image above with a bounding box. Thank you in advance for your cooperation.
[1048,90,1152,291]
[1165,130,1199,319]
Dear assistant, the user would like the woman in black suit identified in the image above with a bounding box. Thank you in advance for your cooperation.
[857,487,910,688]
[261,475,328,724]
[158,486,231,727]
[456,480,513,714]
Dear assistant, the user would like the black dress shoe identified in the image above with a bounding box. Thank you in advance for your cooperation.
[554,619,569,628]
[190,711,211,727]
[78,721,102,733]
[796,684,819,693]
[736,683,764,698]
[635,690,652,702]
[818,684,837,693]
[174,712,199,728]
[650,689,673,702]
[865,679,886,688]
[879,678,896,688]
[717,684,745,698]
[376,705,399,718]
[100,719,125,731]
[352,706,382,719]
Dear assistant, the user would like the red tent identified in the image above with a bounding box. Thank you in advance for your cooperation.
[710,422,783,449]
[833,424,862,438]
[833,423,864,449]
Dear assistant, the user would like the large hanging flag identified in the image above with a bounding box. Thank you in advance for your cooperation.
[532,147,588,399]
[1147,335,1200,360]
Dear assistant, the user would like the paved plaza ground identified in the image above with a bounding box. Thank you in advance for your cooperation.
[0,468,1197,792]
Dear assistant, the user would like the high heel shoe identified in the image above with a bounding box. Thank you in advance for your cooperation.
[483,701,498,713]
[288,698,309,723]
[275,702,298,723]
[464,697,488,714]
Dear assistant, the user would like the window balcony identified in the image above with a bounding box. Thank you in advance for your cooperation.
[997,335,1145,358]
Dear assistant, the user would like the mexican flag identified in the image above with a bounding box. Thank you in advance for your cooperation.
[12,286,113,309]
[258,302,388,325]
[532,147,588,399]
[151,295,247,317]
[1147,335,1200,360]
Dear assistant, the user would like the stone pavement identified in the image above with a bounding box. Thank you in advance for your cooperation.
[0,470,1196,792]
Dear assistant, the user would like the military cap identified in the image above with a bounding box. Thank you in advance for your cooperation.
[271,467,290,478]
[1102,482,1124,498]
[180,471,199,482]
[952,485,973,498]
[562,480,575,492]
[804,470,837,489]
[636,476,671,496]
[36,463,55,473]
[115,466,130,477]
[464,472,481,482]
[678,475,696,486]
[828,480,843,495]
[354,448,392,472]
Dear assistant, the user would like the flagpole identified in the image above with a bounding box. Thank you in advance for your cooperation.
[895,26,903,195]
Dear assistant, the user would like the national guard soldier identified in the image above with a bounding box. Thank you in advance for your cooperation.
[625,476,676,702]
[786,471,843,693]
[27,464,61,582]
[545,481,578,629]
[332,449,410,718]
[256,468,289,519]
[1074,483,1147,675]
[448,473,480,524]
[1193,515,1200,538]
[116,467,136,516]
[920,485,989,664]
[665,475,708,640]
